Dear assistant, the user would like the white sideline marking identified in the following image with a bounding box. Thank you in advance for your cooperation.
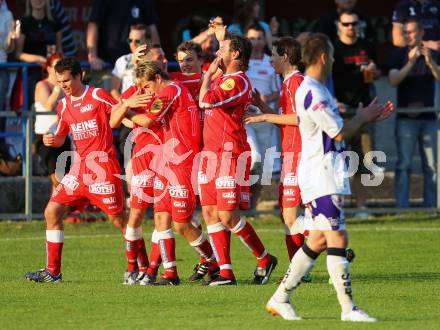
[0,226,439,242]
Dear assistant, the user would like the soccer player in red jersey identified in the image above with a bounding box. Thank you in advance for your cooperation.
[245,37,307,262]
[128,61,218,285]
[25,58,128,282]
[198,33,277,286]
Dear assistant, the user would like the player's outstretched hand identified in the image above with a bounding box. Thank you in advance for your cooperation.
[43,133,55,147]
[357,97,395,123]
[244,113,265,124]
[124,91,152,109]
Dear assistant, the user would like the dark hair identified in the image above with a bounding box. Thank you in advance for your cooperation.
[338,10,358,21]
[176,41,203,59]
[225,33,252,71]
[130,23,151,40]
[273,37,301,66]
[244,22,265,36]
[233,0,260,33]
[301,33,332,68]
[54,57,82,77]
[135,61,170,81]
[405,17,423,29]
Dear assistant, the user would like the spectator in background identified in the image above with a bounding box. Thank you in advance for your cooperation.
[392,0,440,50]
[389,19,440,208]
[87,0,160,78]
[49,0,77,56]
[315,0,373,42]
[244,23,280,211]
[110,24,150,101]
[33,53,70,192]
[228,0,278,48]
[332,10,380,216]
[0,0,16,158]
[15,0,62,105]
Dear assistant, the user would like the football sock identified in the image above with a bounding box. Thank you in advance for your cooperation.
[125,226,141,272]
[157,229,177,279]
[208,222,233,279]
[189,233,216,264]
[327,248,356,314]
[147,230,162,276]
[284,216,305,260]
[46,230,64,276]
[137,237,149,273]
[273,244,319,303]
[232,217,270,268]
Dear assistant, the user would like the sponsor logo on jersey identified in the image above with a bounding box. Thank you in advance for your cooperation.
[283,173,298,186]
[88,182,115,195]
[61,174,79,191]
[220,78,235,91]
[222,191,236,199]
[70,119,99,140]
[168,186,189,199]
[173,201,187,208]
[132,175,154,188]
[80,104,93,113]
[215,176,236,189]
[102,197,117,204]
[150,99,164,113]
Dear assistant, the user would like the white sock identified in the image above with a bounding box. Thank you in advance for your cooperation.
[273,246,317,303]
[327,253,356,314]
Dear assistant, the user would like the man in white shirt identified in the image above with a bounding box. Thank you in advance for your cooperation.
[245,24,280,210]
[265,33,394,322]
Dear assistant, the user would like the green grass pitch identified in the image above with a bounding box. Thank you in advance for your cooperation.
[0,214,439,329]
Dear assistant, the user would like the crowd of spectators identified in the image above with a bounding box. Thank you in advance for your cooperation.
[0,0,439,210]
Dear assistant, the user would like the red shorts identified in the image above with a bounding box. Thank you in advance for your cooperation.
[198,154,250,211]
[279,153,301,209]
[50,158,125,215]
[130,147,157,209]
[153,165,196,223]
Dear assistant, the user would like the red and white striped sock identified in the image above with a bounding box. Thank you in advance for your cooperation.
[125,226,141,272]
[46,230,64,276]
[157,229,177,279]
[189,233,217,268]
[147,230,162,276]
[232,217,270,268]
[207,222,233,279]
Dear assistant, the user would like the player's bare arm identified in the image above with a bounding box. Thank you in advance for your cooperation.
[251,89,277,114]
[199,57,222,106]
[126,110,154,128]
[334,97,394,141]
[244,113,298,126]
[43,133,67,148]
[109,93,151,128]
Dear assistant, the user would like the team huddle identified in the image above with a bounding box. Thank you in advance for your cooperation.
[25,29,394,322]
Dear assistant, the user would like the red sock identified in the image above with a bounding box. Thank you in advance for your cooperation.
[125,239,139,272]
[190,234,218,267]
[208,223,233,279]
[137,238,149,273]
[46,230,64,276]
[196,225,207,264]
[157,229,177,279]
[285,233,304,260]
[147,231,162,276]
[232,218,270,268]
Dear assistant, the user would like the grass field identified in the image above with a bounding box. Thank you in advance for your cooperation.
[0,214,439,329]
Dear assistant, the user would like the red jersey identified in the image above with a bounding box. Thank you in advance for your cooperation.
[121,85,163,147]
[55,86,117,160]
[169,72,202,101]
[146,81,201,167]
[200,71,251,155]
[279,71,304,155]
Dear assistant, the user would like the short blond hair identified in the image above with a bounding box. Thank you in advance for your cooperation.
[135,61,169,81]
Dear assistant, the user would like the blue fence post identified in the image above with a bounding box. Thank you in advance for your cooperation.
[21,65,29,175]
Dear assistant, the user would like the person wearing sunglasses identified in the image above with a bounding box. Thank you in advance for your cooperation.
[315,0,372,43]
[332,10,381,218]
